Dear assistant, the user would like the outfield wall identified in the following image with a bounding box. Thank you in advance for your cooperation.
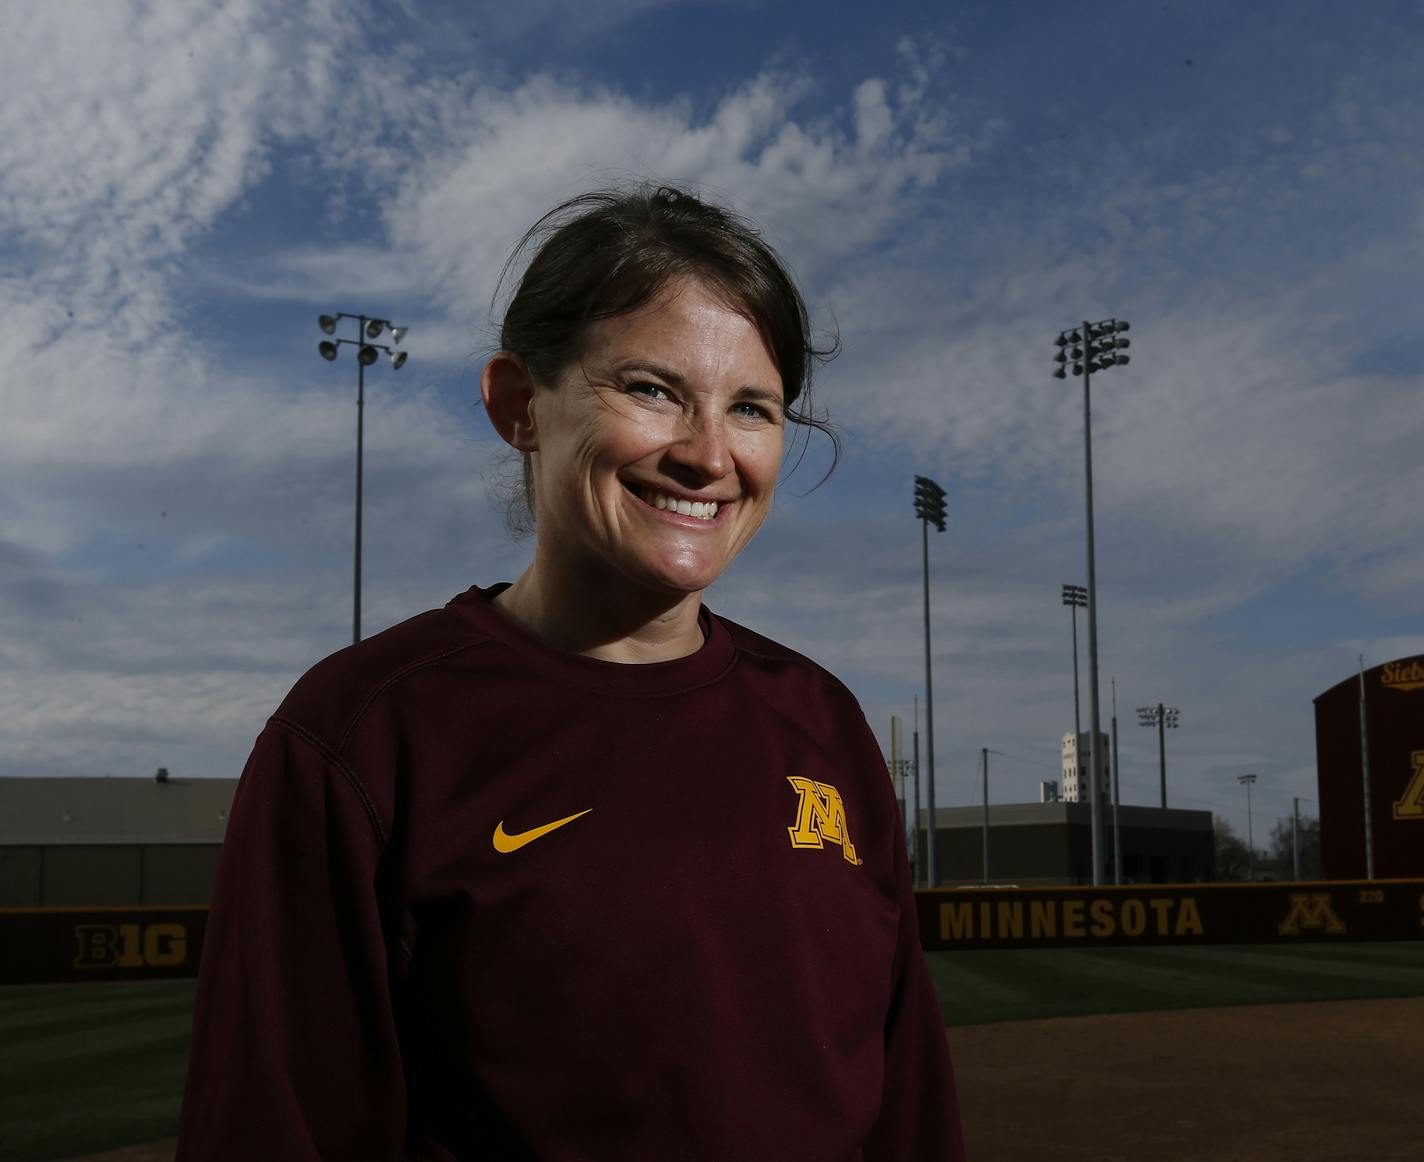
[5,879,1423,984]
[918,879,1424,950]
[1,906,208,984]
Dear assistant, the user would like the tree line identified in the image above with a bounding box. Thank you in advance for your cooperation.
[1212,814,1321,881]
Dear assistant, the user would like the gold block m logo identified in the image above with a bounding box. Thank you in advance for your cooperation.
[1278,893,1347,936]
[786,776,862,865]
[1393,751,1424,820]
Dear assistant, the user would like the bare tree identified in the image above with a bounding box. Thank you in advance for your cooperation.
[1213,817,1251,881]
[1266,815,1321,881]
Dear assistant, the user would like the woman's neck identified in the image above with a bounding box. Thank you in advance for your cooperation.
[493,562,706,663]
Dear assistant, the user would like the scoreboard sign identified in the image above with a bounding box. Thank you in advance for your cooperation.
[1315,654,1424,879]
[0,906,208,984]
[916,880,1424,950]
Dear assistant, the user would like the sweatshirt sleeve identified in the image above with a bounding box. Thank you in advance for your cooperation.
[175,718,407,1161]
[862,799,968,1160]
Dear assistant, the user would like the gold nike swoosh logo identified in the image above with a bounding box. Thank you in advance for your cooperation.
[492,809,592,853]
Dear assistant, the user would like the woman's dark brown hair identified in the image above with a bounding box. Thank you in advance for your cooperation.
[494,182,839,530]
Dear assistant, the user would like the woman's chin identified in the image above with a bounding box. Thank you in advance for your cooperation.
[626,554,726,599]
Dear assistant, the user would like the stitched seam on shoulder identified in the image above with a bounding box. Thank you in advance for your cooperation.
[733,638,850,697]
[335,639,496,755]
[270,715,388,847]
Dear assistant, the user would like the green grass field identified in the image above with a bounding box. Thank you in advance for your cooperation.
[928,940,1424,1026]
[2,942,1422,1161]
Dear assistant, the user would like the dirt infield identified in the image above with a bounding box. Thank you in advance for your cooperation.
[953,996,1424,1161]
[61,997,1423,1161]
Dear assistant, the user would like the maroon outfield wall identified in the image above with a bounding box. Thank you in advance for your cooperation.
[6,880,1424,983]
[1315,654,1424,880]
[915,880,1424,951]
[1,905,207,984]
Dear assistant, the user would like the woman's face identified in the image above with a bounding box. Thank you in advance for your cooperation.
[527,277,785,599]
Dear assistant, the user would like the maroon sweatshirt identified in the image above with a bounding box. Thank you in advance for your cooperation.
[176,584,965,1161]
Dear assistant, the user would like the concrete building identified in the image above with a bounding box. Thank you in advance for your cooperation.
[0,774,237,907]
[8,771,1215,904]
[903,801,1215,887]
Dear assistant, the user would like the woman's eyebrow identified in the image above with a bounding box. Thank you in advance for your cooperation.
[611,359,784,407]
[609,359,686,386]
[735,387,786,411]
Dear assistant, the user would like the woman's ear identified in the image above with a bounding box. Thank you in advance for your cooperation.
[481,352,539,452]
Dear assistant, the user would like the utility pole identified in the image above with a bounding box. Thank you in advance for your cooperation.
[981,748,990,885]
[1292,797,1302,881]
[891,715,908,862]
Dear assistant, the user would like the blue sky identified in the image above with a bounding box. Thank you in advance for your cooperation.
[3,0,1423,852]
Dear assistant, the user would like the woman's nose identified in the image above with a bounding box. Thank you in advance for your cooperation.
[667,414,729,481]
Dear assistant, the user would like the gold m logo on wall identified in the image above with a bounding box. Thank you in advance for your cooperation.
[1277,894,1346,936]
[1393,751,1424,820]
[786,776,862,865]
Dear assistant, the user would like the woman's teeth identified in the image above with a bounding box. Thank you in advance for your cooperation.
[646,490,718,520]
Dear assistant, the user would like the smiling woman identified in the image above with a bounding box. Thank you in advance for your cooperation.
[175,183,966,1161]
[485,277,787,657]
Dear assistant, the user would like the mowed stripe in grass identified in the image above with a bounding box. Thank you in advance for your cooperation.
[0,979,197,1162]
[927,941,1424,1026]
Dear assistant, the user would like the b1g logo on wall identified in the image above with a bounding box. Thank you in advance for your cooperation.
[1393,751,1424,821]
[73,922,189,970]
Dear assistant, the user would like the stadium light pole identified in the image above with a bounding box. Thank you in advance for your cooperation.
[982,748,1007,885]
[911,696,923,887]
[1062,584,1087,744]
[1137,703,1180,809]
[914,475,947,887]
[319,313,410,645]
[1053,318,1131,885]
[1237,772,1258,880]
[1357,654,1376,880]
[1111,677,1122,884]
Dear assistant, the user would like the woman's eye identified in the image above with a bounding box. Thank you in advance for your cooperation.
[732,402,771,421]
[628,382,670,401]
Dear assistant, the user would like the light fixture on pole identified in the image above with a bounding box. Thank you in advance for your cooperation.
[1052,317,1131,886]
[1061,584,1087,746]
[913,474,947,887]
[1137,703,1180,809]
[316,312,411,645]
[1237,772,1258,880]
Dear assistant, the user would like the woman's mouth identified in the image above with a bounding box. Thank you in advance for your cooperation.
[624,483,721,521]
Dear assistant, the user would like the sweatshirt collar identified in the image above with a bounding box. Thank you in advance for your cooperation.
[447,583,735,696]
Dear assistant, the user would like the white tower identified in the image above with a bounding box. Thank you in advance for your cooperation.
[1060,731,1112,803]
